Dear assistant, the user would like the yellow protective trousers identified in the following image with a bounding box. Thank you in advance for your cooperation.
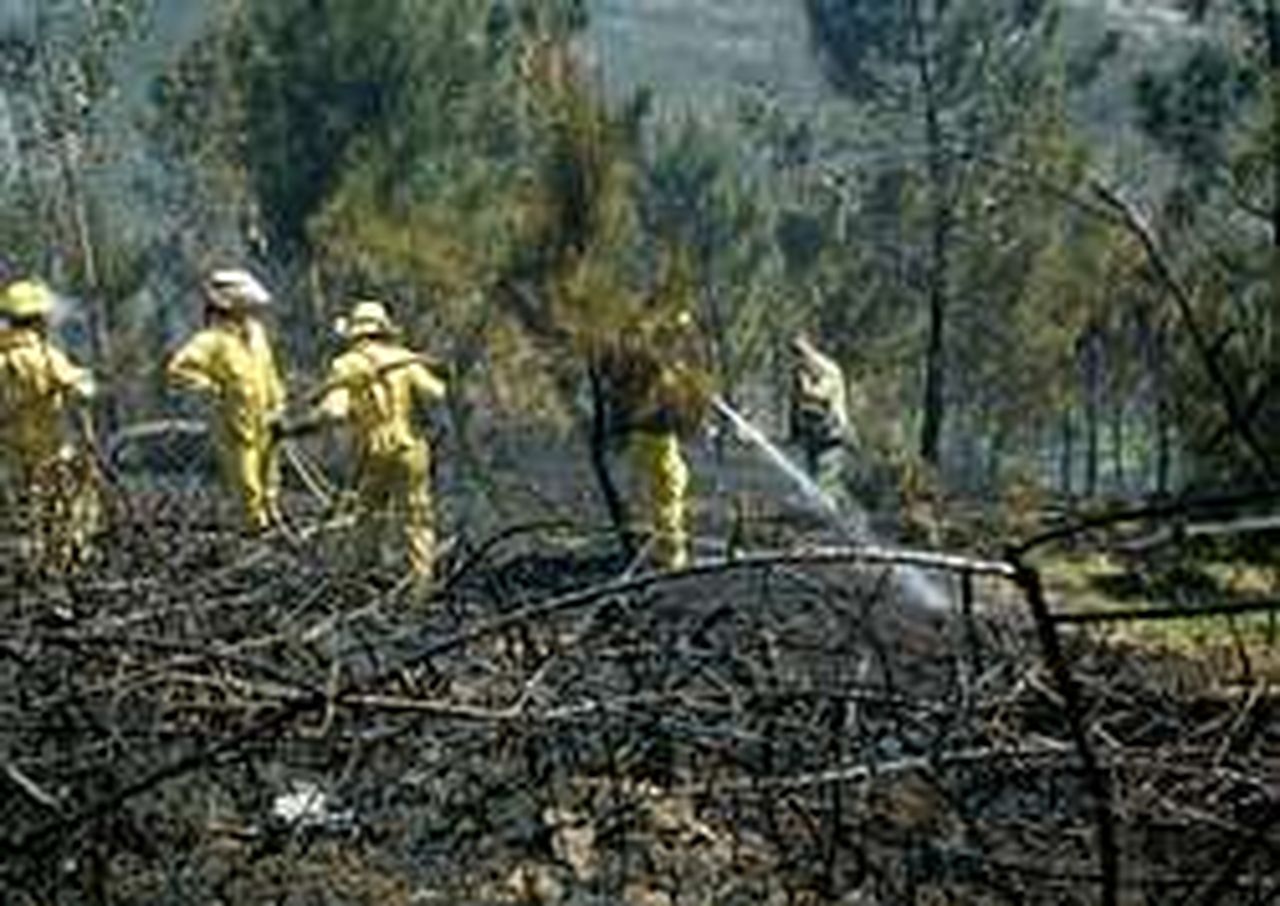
[0,449,101,575]
[628,430,689,570]
[31,451,100,573]
[212,425,280,534]
[167,318,286,533]
[317,338,446,580]
[353,440,434,578]
[0,328,99,572]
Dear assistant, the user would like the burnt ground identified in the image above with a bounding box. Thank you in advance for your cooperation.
[1,427,1278,904]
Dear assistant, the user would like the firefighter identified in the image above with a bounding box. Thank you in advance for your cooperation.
[282,300,447,581]
[167,269,287,533]
[0,279,99,571]
[789,332,854,507]
[600,308,709,571]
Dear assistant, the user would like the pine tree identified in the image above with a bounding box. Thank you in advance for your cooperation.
[802,0,1060,469]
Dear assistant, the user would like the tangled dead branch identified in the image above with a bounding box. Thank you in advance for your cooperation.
[0,477,1277,905]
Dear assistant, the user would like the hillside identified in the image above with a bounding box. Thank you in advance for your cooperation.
[585,0,1197,112]
[588,0,827,109]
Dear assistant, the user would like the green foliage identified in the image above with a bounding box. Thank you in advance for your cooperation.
[39,0,1277,501]
[638,116,788,395]
[1122,1,1278,485]
[803,0,1064,468]
[234,0,489,251]
[802,0,911,97]
[806,0,1057,111]
[300,2,717,426]
[1135,44,1259,181]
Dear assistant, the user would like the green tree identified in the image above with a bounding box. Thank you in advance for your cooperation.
[2,0,151,427]
[1159,0,1277,242]
[639,116,786,424]
[1129,1,1280,484]
[803,0,1060,468]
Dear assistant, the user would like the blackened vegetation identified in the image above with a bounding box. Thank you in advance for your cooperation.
[1,483,1278,904]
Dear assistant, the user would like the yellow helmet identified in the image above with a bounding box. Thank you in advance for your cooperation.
[0,280,55,320]
[336,300,397,340]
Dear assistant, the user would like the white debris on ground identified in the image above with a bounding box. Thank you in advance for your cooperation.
[270,781,354,831]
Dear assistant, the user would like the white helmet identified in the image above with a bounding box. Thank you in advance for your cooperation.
[205,268,272,311]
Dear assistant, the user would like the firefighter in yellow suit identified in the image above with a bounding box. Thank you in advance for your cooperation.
[285,300,447,580]
[789,333,854,507]
[167,269,286,533]
[600,309,708,571]
[629,426,690,571]
[0,279,99,571]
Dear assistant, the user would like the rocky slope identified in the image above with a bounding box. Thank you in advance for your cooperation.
[585,0,1198,112]
[588,0,827,110]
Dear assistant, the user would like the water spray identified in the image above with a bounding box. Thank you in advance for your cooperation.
[711,395,949,613]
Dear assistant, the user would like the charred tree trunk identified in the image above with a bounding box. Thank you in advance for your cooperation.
[1085,400,1098,498]
[1267,0,1280,443]
[588,362,634,556]
[1153,328,1172,496]
[1267,0,1279,248]
[1111,402,1126,495]
[1156,399,1172,496]
[919,213,950,468]
[986,417,1006,493]
[1059,409,1074,498]
[1083,331,1102,498]
[911,0,952,470]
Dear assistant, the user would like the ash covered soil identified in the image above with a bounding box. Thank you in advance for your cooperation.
[1,428,1278,905]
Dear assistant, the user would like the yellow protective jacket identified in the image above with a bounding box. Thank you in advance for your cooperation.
[595,327,700,571]
[167,317,286,446]
[0,327,94,473]
[315,338,446,578]
[790,342,850,449]
[316,339,446,459]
